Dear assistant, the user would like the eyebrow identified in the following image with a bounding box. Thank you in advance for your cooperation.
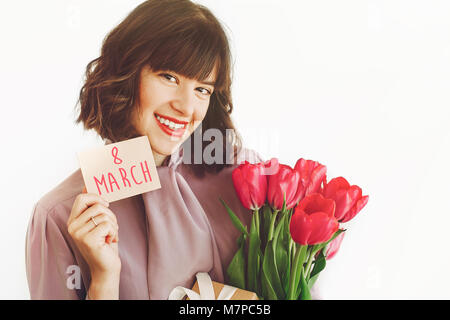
[199,80,216,86]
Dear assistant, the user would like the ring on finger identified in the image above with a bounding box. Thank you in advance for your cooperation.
[90,216,99,227]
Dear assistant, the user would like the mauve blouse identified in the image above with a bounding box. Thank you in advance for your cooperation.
[25,145,321,300]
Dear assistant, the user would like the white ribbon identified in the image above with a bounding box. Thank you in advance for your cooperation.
[168,272,237,300]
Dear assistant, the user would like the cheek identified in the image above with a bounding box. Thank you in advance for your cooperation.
[191,104,209,129]
[140,73,175,109]
[138,82,166,125]
[195,101,211,121]
[140,82,159,109]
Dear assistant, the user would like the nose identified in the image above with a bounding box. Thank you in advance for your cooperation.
[170,85,195,118]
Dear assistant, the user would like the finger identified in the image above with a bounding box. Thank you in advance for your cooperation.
[72,204,118,230]
[76,213,118,236]
[69,193,110,223]
[88,221,118,244]
[108,234,119,243]
[75,214,118,243]
[105,235,115,244]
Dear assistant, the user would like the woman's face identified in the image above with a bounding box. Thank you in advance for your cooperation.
[133,65,216,163]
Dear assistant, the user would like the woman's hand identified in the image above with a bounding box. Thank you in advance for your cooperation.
[67,187,121,299]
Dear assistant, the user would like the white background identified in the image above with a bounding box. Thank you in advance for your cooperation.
[1,0,449,299]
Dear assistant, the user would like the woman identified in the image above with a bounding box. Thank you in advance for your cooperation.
[25,0,263,300]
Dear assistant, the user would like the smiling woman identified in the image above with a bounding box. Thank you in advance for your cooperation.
[76,0,239,174]
[25,0,273,301]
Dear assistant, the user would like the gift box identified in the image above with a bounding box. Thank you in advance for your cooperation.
[189,277,258,300]
[168,272,258,300]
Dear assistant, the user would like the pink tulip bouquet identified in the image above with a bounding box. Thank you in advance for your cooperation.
[220,158,369,300]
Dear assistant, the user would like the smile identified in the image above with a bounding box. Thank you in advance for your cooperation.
[154,113,188,137]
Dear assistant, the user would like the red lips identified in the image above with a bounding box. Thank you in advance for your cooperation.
[154,113,187,138]
[154,113,189,125]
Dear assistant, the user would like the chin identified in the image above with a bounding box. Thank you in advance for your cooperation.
[143,120,195,155]
[148,136,182,156]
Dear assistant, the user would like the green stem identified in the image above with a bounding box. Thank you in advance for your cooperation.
[287,246,300,300]
[267,209,278,243]
[304,247,315,282]
[256,218,261,295]
[306,246,321,282]
[288,208,294,251]
[254,208,260,238]
[287,245,307,300]
[247,210,260,293]
[289,238,294,265]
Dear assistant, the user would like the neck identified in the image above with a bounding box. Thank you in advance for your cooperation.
[152,151,167,167]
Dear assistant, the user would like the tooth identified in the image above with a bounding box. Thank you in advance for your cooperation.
[156,115,187,130]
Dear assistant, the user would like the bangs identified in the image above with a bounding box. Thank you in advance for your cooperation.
[146,19,228,90]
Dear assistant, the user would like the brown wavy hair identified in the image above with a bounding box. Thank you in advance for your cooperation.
[75,0,242,178]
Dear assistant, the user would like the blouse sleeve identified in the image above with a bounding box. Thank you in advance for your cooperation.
[25,202,85,300]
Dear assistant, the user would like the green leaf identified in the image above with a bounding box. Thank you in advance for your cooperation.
[299,269,312,300]
[283,254,291,294]
[282,212,293,293]
[226,233,247,290]
[309,250,326,280]
[295,274,301,299]
[315,229,346,253]
[295,246,307,298]
[307,250,326,290]
[308,274,319,290]
[272,213,289,293]
[220,198,249,237]
[272,212,284,248]
[329,228,346,243]
[256,247,263,296]
[308,273,319,291]
[284,244,292,294]
[262,240,285,299]
[261,266,268,299]
[261,265,278,300]
[247,211,261,293]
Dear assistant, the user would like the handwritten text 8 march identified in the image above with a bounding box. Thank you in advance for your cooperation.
[93,146,152,195]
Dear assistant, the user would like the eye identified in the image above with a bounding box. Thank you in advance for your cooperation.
[160,73,178,84]
[196,87,212,96]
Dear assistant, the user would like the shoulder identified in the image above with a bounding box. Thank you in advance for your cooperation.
[177,146,265,180]
[235,147,265,164]
[31,169,84,225]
